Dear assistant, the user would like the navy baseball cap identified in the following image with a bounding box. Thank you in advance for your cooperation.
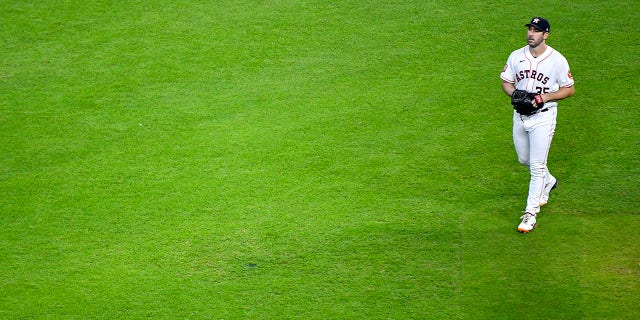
[525,17,550,32]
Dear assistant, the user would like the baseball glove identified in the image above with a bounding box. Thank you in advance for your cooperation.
[511,89,544,115]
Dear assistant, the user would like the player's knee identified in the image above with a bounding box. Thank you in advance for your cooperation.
[528,162,546,176]
[518,157,529,166]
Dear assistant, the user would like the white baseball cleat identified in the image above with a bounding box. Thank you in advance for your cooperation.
[518,212,537,233]
[540,177,558,206]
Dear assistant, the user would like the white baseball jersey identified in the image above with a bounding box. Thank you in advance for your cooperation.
[501,45,574,108]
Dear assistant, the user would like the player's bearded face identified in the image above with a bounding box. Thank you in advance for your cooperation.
[527,27,547,48]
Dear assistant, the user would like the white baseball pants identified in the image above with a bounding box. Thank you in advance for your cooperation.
[512,107,557,214]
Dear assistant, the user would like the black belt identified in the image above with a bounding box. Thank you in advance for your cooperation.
[534,108,550,114]
[520,108,550,116]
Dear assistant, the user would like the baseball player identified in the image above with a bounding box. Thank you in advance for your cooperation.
[500,17,575,233]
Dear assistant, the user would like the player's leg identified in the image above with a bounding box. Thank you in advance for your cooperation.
[541,108,558,206]
[514,113,538,232]
[524,109,557,214]
[512,113,530,166]
[540,170,557,206]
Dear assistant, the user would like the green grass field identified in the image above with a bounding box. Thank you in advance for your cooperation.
[1,1,638,319]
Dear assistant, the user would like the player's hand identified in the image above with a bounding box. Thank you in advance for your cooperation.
[532,94,544,108]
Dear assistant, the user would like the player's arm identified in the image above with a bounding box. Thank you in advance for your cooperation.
[541,85,574,103]
[502,81,516,96]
